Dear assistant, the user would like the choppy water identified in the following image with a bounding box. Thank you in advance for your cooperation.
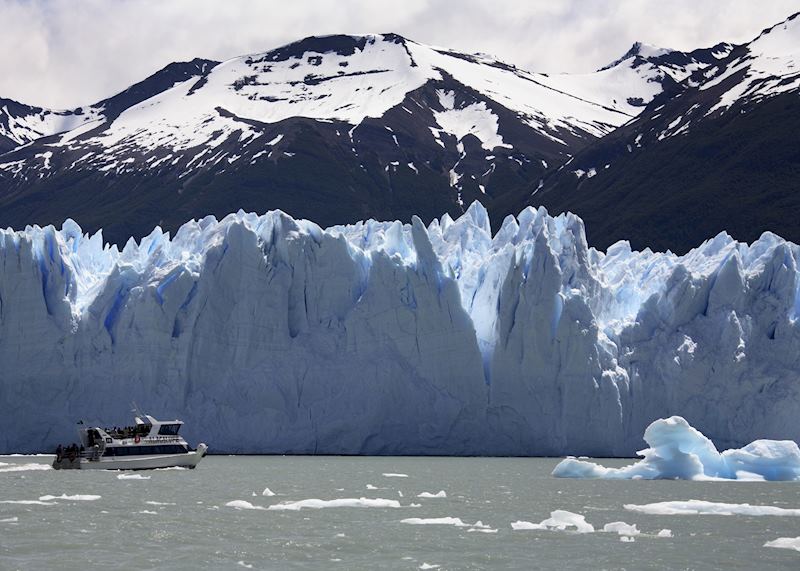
[1,455,798,570]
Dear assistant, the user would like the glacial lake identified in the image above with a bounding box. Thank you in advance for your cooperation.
[1,455,798,570]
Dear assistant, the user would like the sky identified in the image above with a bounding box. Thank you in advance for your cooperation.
[1,0,798,109]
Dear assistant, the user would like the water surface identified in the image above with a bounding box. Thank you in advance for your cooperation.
[1,455,798,569]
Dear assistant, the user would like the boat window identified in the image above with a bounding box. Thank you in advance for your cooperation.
[103,444,187,456]
[158,424,181,436]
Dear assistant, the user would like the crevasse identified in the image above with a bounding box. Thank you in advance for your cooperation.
[1,202,799,455]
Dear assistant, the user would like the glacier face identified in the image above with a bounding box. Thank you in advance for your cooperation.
[1,202,799,455]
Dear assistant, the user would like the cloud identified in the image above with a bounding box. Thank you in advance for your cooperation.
[0,0,797,108]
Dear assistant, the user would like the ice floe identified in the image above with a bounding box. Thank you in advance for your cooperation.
[225,500,266,511]
[383,473,409,478]
[267,498,403,511]
[417,491,447,498]
[0,500,56,506]
[602,521,640,536]
[0,463,51,473]
[553,416,800,481]
[402,517,469,527]
[261,487,276,496]
[145,501,176,506]
[656,529,673,538]
[39,494,101,501]
[764,537,800,552]
[1,517,19,523]
[401,517,491,532]
[511,510,594,533]
[624,500,800,516]
[117,474,150,480]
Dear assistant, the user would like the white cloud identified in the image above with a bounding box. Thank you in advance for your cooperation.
[0,0,797,108]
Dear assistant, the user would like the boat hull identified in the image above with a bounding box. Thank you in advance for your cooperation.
[53,444,208,471]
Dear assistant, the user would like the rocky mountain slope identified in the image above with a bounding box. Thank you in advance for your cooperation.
[529,12,800,253]
[0,33,712,244]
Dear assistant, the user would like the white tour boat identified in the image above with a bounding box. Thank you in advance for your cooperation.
[53,410,208,470]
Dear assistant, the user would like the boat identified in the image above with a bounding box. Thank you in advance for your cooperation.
[53,409,208,470]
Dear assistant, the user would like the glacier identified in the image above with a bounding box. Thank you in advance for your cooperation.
[1,201,800,455]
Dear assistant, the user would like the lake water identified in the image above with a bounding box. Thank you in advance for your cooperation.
[1,455,798,569]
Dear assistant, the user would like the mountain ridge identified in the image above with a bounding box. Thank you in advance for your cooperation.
[1,15,798,252]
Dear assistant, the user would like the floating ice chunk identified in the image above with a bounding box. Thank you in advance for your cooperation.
[402,517,470,527]
[0,463,51,473]
[138,510,158,515]
[0,500,56,506]
[625,500,800,516]
[656,529,673,538]
[366,484,378,490]
[0,517,18,523]
[225,500,267,511]
[511,510,594,533]
[467,521,498,533]
[602,521,640,536]
[764,537,800,552]
[39,494,100,501]
[383,473,409,478]
[262,487,276,496]
[553,416,800,481]
[145,501,176,506]
[419,564,440,570]
[417,490,447,498]
[620,536,635,543]
[267,498,402,510]
[468,528,499,533]
[237,562,254,569]
[117,474,150,480]
[511,521,542,531]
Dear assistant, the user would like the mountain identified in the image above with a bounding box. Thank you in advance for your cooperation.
[529,12,800,253]
[0,33,705,245]
[2,203,799,454]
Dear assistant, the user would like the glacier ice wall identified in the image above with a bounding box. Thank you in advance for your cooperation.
[1,202,799,455]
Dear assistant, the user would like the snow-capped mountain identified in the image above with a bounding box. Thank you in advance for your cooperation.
[530,12,800,253]
[0,59,217,152]
[2,203,798,454]
[0,33,707,244]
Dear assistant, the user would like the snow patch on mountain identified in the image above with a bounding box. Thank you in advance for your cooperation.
[703,13,800,115]
[433,90,510,151]
[0,102,103,147]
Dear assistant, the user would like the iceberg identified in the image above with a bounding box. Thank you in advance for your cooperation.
[1,202,800,455]
[552,416,800,480]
